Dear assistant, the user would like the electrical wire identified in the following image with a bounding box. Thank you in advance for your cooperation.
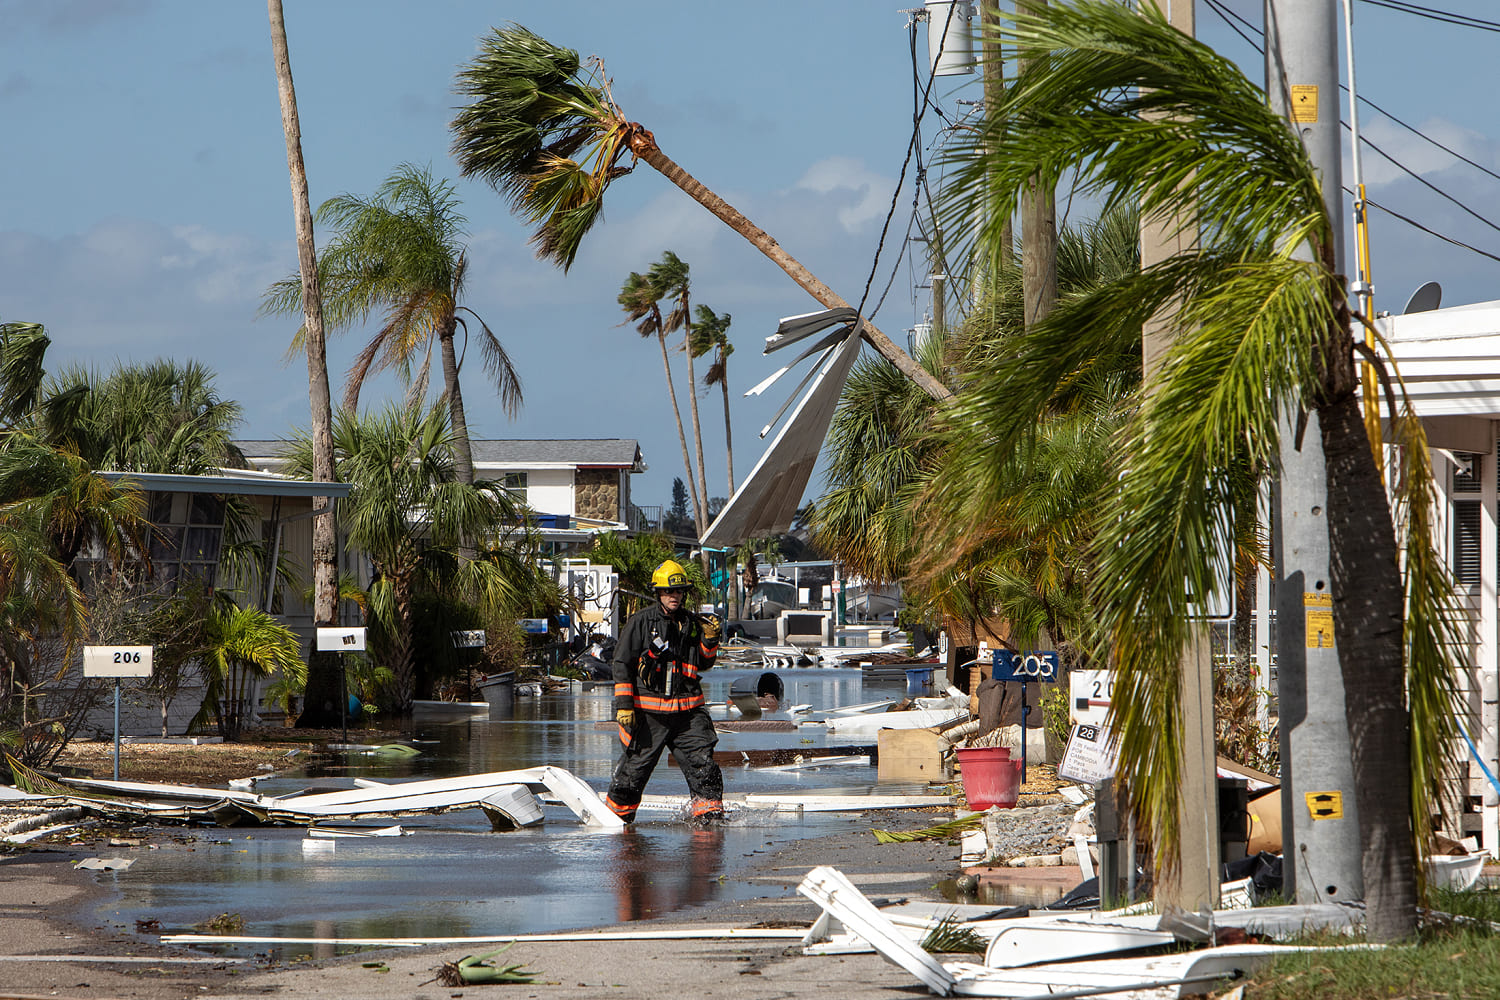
[1356,0,1500,33]
[1204,0,1500,263]
[856,9,953,325]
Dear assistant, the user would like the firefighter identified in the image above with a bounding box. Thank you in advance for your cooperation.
[605,559,724,825]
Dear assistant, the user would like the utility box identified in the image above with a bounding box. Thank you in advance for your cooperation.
[877,728,943,781]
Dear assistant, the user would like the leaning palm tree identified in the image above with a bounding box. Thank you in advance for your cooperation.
[261,163,523,486]
[618,263,702,533]
[449,24,949,403]
[930,1,1461,942]
[283,403,522,715]
[689,304,735,495]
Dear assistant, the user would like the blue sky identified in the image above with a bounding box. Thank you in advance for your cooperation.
[2,1,1497,512]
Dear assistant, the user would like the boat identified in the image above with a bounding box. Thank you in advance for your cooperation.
[746,576,799,619]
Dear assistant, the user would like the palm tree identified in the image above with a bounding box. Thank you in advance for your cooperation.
[449,24,950,403]
[651,252,710,535]
[261,163,523,486]
[283,403,522,714]
[618,263,702,533]
[267,0,342,729]
[930,1,1460,941]
[195,602,306,740]
[36,360,244,475]
[689,305,735,495]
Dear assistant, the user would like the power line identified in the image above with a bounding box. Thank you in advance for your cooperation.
[1204,0,1500,264]
[1356,0,1500,33]
[1362,193,1500,264]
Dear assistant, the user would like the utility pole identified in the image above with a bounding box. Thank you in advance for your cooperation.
[1138,0,1219,915]
[980,0,1011,301]
[1264,0,1364,906]
[1016,0,1057,329]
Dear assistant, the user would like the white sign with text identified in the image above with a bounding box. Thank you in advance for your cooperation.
[83,646,154,678]
[1057,721,1120,785]
[316,627,367,652]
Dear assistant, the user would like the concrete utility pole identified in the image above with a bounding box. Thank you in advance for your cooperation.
[1264,0,1365,905]
[1017,0,1057,328]
[1138,0,1220,915]
[980,0,1012,295]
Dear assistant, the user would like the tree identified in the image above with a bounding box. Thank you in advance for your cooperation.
[283,403,521,715]
[194,602,305,740]
[651,252,710,535]
[619,261,702,533]
[689,304,735,495]
[261,163,523,486]
[931,1,1460,940]
[36,359,244,475]
[664,477,692,537]
[267,0,342,729]
[449,24,950,402]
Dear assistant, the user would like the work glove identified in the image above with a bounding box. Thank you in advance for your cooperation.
[701,614,722,642]
[615,709,636,729]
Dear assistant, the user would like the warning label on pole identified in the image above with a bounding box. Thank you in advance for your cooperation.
[1305,790,1344,820]
[1290,84,1318,123]
[1305,592,1334,648]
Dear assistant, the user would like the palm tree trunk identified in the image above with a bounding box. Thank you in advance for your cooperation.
[268,0,342,729]
[657,331,702,535]
[720,371,735,493]
[627,136,952,403]
[439,317,476,486]
[681,293,710,536]
[438,317,480,562]
[390,573,416,716]
[1320,389,1415,942]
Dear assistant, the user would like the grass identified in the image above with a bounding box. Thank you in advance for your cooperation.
[1237,886,1500,999]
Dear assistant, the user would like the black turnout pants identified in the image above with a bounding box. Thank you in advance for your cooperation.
[606,706,723,819]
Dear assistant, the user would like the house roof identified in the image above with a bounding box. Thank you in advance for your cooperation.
[235,438,645,471]
[98,469,352,499]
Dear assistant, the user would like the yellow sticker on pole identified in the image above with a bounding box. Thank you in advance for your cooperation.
[1290,84,1318,123]
[1306,790,1344,820]
[1305,592,1334,648]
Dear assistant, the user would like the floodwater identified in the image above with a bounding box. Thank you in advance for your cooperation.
[89,668,1064,957]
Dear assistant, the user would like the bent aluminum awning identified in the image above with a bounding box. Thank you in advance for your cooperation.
[701,326,863,547]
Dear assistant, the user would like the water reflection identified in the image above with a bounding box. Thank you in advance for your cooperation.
[98,668,980,955]
[610,827,724,922]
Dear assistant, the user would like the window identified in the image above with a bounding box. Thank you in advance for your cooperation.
[501,471,528,503]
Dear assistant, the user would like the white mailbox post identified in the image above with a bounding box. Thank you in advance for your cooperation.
[83,645,154,780]
[316,627,366,742]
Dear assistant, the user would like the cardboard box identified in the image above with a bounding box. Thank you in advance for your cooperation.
[877,728,943,781]
[1247,787,1282,855]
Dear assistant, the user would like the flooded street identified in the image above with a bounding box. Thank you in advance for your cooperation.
[91,668,1032,956]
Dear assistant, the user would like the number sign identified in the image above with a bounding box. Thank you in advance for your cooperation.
[316,627,367,651]
[1070,668,1114,728]
[990,649,1059,683]
[451,629,487,648]
[83,645,154,678]
[1057,721,1120,785]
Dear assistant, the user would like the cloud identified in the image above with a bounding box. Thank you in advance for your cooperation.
[793,156,894,232]
[1358,116,1500,189]
[0,0,149,37]
[0,72,30,100]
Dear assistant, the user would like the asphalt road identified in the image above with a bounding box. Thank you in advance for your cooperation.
[0,817,1010,1000]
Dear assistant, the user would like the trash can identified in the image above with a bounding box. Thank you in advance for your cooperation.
[955,746,1023,810]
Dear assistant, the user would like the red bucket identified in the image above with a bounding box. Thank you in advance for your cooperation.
[955,746,1022,810]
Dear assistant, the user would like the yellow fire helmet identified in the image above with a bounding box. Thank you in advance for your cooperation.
[650,559,689,591]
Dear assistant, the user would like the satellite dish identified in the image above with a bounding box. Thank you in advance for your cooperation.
[1402,281,1442,314]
